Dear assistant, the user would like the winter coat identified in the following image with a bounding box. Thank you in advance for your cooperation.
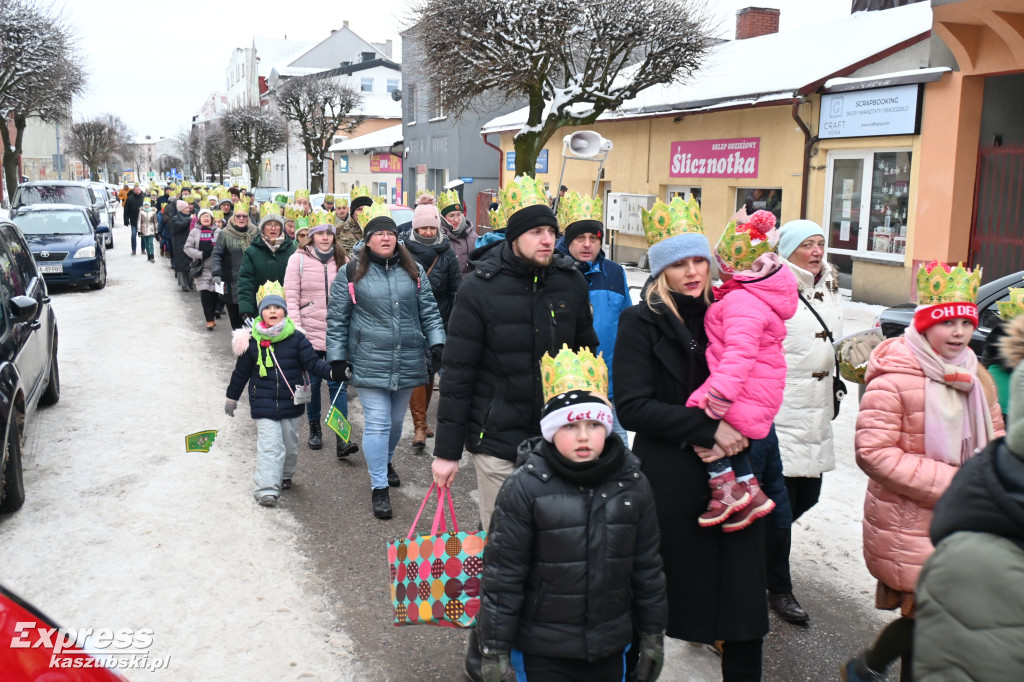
[334,215,363,255]
[434,241,599,463]
[402,234,462,329]
[775,260,844,477]
[613,298,769,644]
[283,247,341,352]
[169,211,193,273]
[138,207,159,237]
[442,216,478,274]
[226,325,333,420]
[855,336,1004,594]
[236,235,297,318]
[183,225,222,292]
[324,253,446,390]
[555,240,632,401]
[211,220,259,305]
[913,438,1024,681]
[479,436,667,660]
[686,255,798,439]
[124,191,146,222]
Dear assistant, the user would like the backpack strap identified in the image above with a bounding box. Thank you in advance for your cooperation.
[346,260,358,305]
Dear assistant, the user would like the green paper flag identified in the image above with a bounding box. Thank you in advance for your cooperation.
[325,406,351,442]
[185,430,218,453]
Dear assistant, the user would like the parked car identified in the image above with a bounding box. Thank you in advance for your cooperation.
[89,182,118,247]
[10,181,110,248]
[251,186,288,204]
[13,204,108,290]
[389,204,413,227]
[875,268,1024,355]
[0,219,59,514]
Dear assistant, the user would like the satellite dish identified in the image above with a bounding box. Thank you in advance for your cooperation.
[562,131,613,158]
[391,88,402,102]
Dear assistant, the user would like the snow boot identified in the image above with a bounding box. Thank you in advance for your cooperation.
[840,652,886,682]
[337,437,359,459]
[387,463,401,487]
[308,420,323,450]
[463,628,484,682]
[372,487,392,519]
[722,478,776,532]
[698,471,751,527]
[258,495,278,508]
[281,479,293,490]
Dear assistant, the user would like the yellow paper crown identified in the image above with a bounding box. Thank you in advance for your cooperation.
[336,196,348,207]
[284,204,300,221]
[294,189,310,200]
[916,261,982,306]
[500,175,548,219]
[260,201,280,218]
[356,201,392,228]
[212,210,224,221]
[998,288,1024,320]
[181,180,193,189]
[324,194,335,203]
[557,191,603,228]
[417,190,436,202]
[350,185,371,200]
[641,196,703,248]
[233,201,250,215]
[217,188,231,199]
[540,344,609,405]
[312,210,332,227]
[256,280,285,304]
[489,208,506,232]
[372,195,388,205]
[437,189,462,214]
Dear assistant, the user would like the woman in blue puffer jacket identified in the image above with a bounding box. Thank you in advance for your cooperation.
[325,206,446,520]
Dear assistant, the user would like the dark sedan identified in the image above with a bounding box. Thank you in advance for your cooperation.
[14,205,108,290]
[876,269,1024,355]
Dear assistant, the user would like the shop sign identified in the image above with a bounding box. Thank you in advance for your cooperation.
[820,84,920,139]
[370,153,402,173]
[338,156,349,173]
[669,138,760,178]
[505,150,549,174]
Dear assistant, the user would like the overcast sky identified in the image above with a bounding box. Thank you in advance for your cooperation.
[67,0,856,141]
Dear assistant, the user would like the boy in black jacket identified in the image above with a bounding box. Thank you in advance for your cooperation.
[478,345,667,682]
[225,281,341,507]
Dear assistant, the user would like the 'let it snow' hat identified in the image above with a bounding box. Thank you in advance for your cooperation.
[539,345,613,442]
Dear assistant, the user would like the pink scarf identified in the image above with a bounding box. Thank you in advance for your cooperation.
[903,326,993,465]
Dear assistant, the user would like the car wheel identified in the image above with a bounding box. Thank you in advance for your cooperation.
[89,260,107,290]
[39,339,60,406]
[0,420,25,513]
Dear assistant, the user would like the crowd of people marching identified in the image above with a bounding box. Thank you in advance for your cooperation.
[121,173,1024,680]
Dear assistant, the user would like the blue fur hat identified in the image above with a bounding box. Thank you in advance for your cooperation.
[648,232,713,279]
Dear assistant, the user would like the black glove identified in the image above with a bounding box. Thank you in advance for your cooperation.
[331,360,353,382]
[428,344,444,374]
[480,651,514,682]
[631,632,665,682]
[242,316,254,329]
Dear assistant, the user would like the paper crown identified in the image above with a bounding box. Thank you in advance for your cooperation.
[641,196,703,248]
[916,261,982,306]
[540,344,609,405]
[716,210,776,275]
[256,280,285,304]
[336,196,348,207]
[356,201,393,228]
[312,210,332,227]
[212,210,224,221]
[324,194,335,203]
[295,216,310,230]
[181,180,192,189]
[997,288,1024,319]
[350,185,371,200]
[217,188,231,199]
[259,201,277,218]
[489,208,506,232]
[284,204,300,221]
[293,189,309,201]
[557,191,603,228]
[500,175,548,219]
[372,195,388,205]
[233,201,250,214]
[417,190,435,202]
[275,193,289,204]
[437,189,462,214]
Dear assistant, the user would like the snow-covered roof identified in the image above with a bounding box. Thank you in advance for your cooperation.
[329,124,403,152]
[253,36,319,78]
[482,3,932,133]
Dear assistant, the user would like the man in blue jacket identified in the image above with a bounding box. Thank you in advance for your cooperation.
[555,206,632,442]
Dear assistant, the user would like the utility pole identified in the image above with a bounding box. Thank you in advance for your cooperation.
[55,123,63,180]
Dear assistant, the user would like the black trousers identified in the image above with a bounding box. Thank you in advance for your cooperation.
[784,475,823,522]
[865,616,914,681]
[225,303,243,330]
[519,650,625,681]
[721,638,763,682]
[199,290,218,323]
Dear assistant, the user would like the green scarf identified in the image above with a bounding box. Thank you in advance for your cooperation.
[250,317,296,377]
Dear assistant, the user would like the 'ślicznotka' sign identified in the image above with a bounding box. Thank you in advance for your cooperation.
[669,138,760,178]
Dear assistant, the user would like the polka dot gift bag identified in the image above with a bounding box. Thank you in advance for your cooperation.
[388,483,487,628]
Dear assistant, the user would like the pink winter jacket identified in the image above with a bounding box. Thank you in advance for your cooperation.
[283,247,341,352]
[687,253,798,439]
[855,337,1004,593]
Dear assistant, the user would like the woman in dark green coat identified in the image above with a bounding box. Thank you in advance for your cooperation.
[237,213,297,324]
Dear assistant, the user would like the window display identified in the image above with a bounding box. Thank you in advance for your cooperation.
[735,187,782,224]
[868,152,911,256]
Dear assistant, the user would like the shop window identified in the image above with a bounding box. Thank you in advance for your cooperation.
[735,188,782,224]
[666,186,701,205]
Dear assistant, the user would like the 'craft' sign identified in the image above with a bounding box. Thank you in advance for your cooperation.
[820,85,920,139]
[669,138,760,178]
[371,153,402,173]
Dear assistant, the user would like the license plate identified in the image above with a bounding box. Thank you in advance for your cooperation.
[38,264,63,274]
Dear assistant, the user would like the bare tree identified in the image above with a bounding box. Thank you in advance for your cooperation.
[173,127,205,181]
[275,76,365,193]
[0,0,86,199]
[157,154,184,175]
[413,0,715,175]
[203,120,233,184]
[65,115,131,180]
[222,105,287,188]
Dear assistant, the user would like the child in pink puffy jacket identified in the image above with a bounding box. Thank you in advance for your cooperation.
[686,210,798,531]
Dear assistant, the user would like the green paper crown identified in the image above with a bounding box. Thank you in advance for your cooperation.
[916,261,982,306]
[998,288,1024,319]
[233,201,250,215]
[500,175,548,220]
[437,189,461,214]
[257,280,285,304]
[275,193,289,204]
[540,344,609,405]
[312,210,332,227]
[489,208,506,232]
[293,189,309,201]
[284,204,300,221]
[715,222,772,275]
[356,201,392,228]
[324,194,335,203]
[641,196,703,248]
[260,201,279,218]
[557,191,603,228]
[350,185,371,200]
[295,216,310,230]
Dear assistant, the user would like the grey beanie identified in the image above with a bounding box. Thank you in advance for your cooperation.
[259,214,284,233]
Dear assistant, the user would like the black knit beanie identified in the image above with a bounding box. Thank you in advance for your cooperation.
[563,219,603,245]
[363,215,398,239]
[506,203,559,244]
[351,196,374,212]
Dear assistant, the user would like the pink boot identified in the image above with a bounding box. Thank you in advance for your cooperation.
[698,471,752,527]
[722,478,776,532]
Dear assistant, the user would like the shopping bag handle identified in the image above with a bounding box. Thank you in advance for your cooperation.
[407,484,460,540]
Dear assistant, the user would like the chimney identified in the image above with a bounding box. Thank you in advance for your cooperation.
[385,39,393,58]
[343,20,349,28]
[361,51,375,62]
[736,7,780,40]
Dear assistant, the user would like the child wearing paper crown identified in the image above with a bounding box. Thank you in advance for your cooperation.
[224,281,345,507]
[844,260,1004,681]
[685,209,798,531]
[478,346,668,682]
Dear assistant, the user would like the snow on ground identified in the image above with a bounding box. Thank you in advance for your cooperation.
[0,235,357,680]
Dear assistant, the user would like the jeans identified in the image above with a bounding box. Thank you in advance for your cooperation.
[130,220,138,253]
[307,350,345,422]
[253,416,301,499]
[611,404,629,445]
[358,387,413,490]
[141,235,154,257]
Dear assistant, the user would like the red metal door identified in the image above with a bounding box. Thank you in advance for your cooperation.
[970,144,1024,280]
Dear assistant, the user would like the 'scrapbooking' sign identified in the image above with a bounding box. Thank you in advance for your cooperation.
[820,85,921,139]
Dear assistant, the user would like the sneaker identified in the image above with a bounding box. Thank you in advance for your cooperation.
[258,495,278,507]
[372,487,392,519]
[840,652,886,682]
[767,591,809,624]
[387,463,401,487]
[698,471,751,527]
[281,479,292,490]
[722,479,776,532]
